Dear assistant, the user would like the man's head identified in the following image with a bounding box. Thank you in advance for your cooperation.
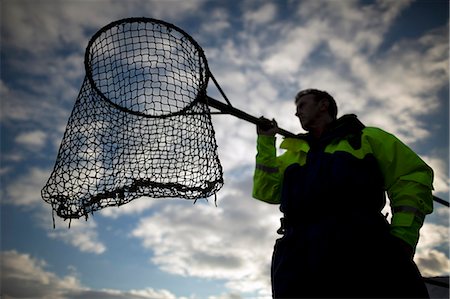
[294,89,337,135]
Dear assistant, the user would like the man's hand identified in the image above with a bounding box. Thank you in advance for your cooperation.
[257,117,279,136]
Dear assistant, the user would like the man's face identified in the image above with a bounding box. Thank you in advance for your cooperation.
[295,94,323,131]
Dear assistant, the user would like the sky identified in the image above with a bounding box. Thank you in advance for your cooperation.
[1,0,449,298]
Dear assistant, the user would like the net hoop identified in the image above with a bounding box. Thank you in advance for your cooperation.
[84,17,211,118]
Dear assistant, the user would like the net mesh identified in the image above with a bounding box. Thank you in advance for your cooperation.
[42,18,224,220]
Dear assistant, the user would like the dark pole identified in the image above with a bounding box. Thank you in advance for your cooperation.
[204,96,298,138]
[433,196,450,207]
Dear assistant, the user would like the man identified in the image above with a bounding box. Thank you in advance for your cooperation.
[253,89,433,298]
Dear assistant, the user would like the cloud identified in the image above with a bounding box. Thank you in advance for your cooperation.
[418,222,449,251]
[69,288,178,299]
[1,0,210,62]
[47,219,107,255]
[262,0,409,78]
[2,166,107,255]
[297,0,413,53]
[1,250,83,298]
[139,0,209,21]
[236,0,448,145]
[1,250,180,299]
[200,8,231,34]
[15,130,48,150]
[243,2,277,25]
[3,167,49,206]
[204,0,448,149]
[131,177,279,296]
[416,249,450,277]
[422,154,449,194]
[208,293,243,299]
[357,26,448,143]
[415,222,450,277]
[99,196,162,219]
[0,0,210,128]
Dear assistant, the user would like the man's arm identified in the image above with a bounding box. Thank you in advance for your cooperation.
[252,118,283,204]
[366,128,434,253]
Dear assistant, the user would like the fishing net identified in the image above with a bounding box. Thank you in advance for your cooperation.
[41,18,223,220]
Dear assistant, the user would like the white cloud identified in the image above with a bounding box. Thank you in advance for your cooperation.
[1,250,182,299]
[297,0,413,53]
[0,0,209,128]
[417,222,449,251]
[206,0,447,149]
[359,17,443,142]
[208,293,243,299]
[0,56,81,131]
[415,249,450,277]
[1,0,209,62]
[422,154,449,195]
[141,0,208,21]
[415,222,449,277]
[99,196,162,219]
[128,288,178,299]
[0,166,13,176]
[227,0,444,145]
[2,166,108,254]
[3,167,49,206]
[243,3,277,25]
[1,250,84,298]
[262,21,325,76]
[201,8,231,34]
[358,28,448,141]
[0,79,10,103]
[48,219,107,255]
[131,178,279,296]
[76,287,179,299]
[15,130,48,150]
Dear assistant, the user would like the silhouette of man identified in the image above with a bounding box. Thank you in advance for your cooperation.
[253,89,433,298]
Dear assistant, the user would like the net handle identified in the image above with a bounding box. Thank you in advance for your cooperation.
[202,96,298,138]
[433,196,450,207]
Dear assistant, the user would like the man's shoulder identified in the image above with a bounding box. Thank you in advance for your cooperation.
[280,136,309,152]
[362,126,396,138]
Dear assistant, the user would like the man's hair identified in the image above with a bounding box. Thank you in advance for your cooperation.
[295,89,338,120]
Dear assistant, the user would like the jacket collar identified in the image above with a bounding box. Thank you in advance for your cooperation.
[281,114,365,151]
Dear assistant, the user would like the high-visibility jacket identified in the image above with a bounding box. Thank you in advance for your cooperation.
[253,114,433,248]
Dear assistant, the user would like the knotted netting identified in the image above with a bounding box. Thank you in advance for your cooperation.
[42,18,224,220]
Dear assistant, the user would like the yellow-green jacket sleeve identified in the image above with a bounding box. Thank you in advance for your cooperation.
[252,135,282,204]
[365,127,434,248]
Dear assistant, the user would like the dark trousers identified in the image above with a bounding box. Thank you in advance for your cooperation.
[271,230,429,298]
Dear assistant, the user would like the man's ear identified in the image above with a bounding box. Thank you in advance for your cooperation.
[319,99,329,112]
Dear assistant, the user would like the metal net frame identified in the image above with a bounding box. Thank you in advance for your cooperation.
[42,18,224,220]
